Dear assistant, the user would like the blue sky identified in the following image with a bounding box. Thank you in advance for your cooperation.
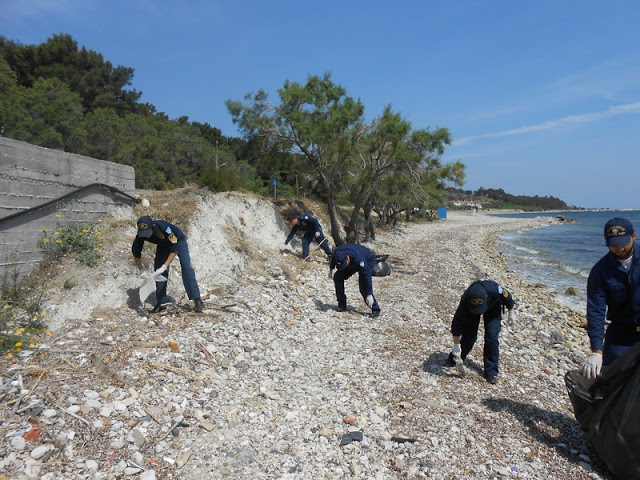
[2,0,640,209]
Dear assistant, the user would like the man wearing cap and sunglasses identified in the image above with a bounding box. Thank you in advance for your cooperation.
[582,217,640,379]
[132,216,205,313]
[445,280,516,384]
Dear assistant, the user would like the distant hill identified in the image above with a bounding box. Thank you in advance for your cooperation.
[446,187,577,211]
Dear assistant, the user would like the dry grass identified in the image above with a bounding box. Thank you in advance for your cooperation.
[133,185,204,232]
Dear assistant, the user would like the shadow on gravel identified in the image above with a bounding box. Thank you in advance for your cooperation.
[384,256,419,276]
[312,300,373,319]
[313,299,336,312]
[126,288,143,310]
[483,397,612,478]
[422,352,484,378]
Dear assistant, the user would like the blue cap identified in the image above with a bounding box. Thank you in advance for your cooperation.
[136,216,153,238]
[332,250,349,271]
[467,283,487,315]
[604,217,634,247]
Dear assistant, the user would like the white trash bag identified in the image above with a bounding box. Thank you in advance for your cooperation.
[138,271,167,305]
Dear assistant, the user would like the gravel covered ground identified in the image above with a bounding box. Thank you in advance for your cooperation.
[0,191,612,479]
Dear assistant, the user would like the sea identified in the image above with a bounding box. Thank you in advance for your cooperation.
[492,210,640,314]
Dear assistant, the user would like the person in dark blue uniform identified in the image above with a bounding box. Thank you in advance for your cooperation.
[445,280,516,384]
[329,244,381,318]
[132,216,205,313]
[583,217,640,379]
[285,214,333,259]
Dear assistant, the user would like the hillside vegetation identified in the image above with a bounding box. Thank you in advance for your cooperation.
[1,34,572,243]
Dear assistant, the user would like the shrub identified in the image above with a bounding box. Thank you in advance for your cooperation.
[38,222,104,266]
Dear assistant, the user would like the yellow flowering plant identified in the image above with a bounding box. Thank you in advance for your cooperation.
[38,222,102,266]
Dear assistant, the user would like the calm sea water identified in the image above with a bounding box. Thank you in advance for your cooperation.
[492,210,640,313]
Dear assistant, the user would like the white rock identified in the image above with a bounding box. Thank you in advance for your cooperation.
[85,459,99,473]
[30,444,54,460]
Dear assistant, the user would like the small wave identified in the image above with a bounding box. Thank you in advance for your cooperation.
[513,245,539,255]
[563,266,581,274]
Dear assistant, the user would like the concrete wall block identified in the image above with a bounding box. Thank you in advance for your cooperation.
[0,137,137,283]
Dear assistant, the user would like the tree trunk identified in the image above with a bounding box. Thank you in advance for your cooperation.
[320,173,344,247]
[363,205,376,242]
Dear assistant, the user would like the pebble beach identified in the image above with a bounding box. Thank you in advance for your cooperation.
[0,192,610,480]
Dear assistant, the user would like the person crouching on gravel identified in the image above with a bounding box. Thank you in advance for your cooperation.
[445,280,516,384]
[284,214,333,259]
[329,244,381,318]
[132,216,205,313]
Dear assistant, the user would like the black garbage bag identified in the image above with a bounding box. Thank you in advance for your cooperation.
[565,342,640,479]
[372,254,391,277]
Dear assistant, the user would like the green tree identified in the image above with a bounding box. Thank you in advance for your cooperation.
[0,57,17,92]
[339,105,463,240]
[0,77,83,149]
[68,107,123,160]
[227,72,365,245]
[1,34,145,116]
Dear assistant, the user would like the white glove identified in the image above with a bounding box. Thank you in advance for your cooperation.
[328,269,333,279]
[582,352,603,379]
[366,295,374,308]
[507,309,516,325]
[155,265,167,275]
[452,344,462,360]
[139,268,147,278]
[315,231,320,238]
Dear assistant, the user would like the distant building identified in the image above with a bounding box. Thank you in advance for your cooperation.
[451,200,483,209]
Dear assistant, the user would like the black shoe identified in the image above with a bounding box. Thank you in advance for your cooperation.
[194,299,205,313]
[151,304,166,313]
[159,297,176,308]
[486,376,498,385]
[371,310,380,318]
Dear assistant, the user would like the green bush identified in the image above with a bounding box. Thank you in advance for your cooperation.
[1,278,48,356]
[38,222,104,266]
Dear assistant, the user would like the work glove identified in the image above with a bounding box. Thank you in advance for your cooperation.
[582,352,603,379]
[452,344,462,360]
[366,295,374,308]
[451,343,465,375]
[507,309,516,326]
[139,268,147,278]
[155,265,167,275]
[315,231,320,238]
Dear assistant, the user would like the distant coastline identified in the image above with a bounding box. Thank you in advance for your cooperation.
[483,207,640,215]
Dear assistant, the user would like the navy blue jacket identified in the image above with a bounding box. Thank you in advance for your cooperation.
[131,220,186,258]
[285,215,324,244]
[586,247,640,351]
[451,280,515,336]
[330,244,376,295]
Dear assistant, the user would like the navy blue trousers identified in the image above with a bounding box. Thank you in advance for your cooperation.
[333,269,380,313]
[153,240,201,306]
[302,232,332,257]
[460,313,502,378]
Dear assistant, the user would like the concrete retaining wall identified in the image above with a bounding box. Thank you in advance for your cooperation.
[0,137,136,284]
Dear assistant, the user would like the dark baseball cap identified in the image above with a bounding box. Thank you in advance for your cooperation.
[136,216,153,238]
[332,250,349,271]
[604,217,634,247]
[467,283,487,315]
